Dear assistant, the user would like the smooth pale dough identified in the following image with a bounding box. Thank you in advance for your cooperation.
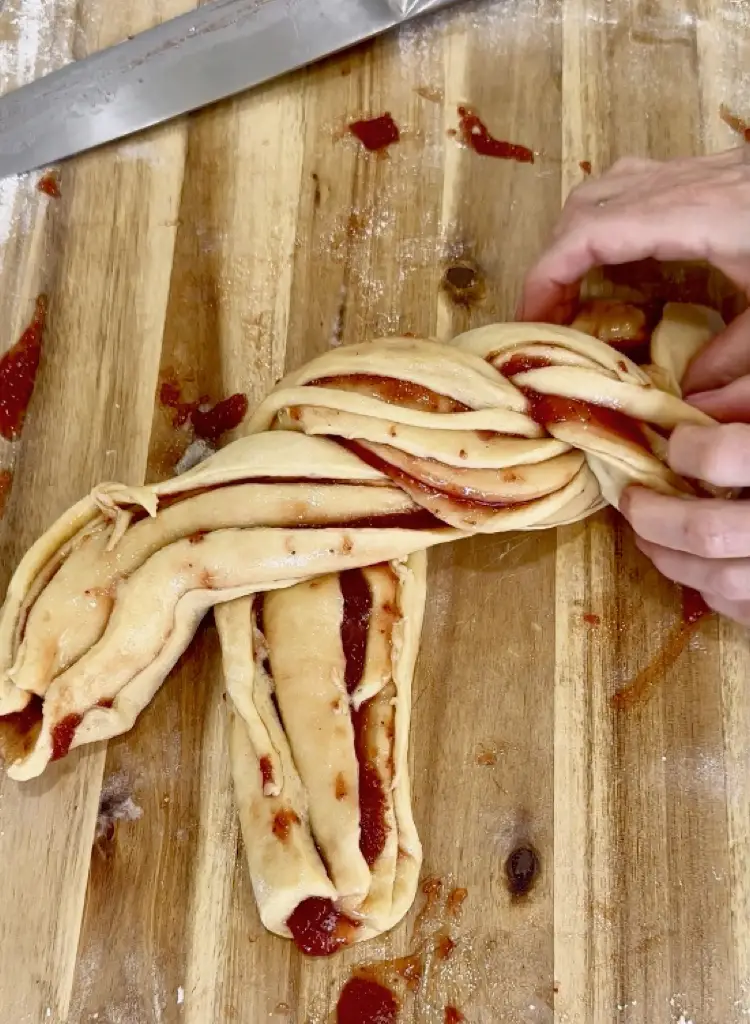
[0,302,730,948]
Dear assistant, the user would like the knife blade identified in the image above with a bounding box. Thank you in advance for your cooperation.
[0,0,462,181]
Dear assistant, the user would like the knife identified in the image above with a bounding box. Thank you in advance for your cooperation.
[0,0,462,181]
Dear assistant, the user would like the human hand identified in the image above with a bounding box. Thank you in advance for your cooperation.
[518,149,750,396]
[621,421,750,625]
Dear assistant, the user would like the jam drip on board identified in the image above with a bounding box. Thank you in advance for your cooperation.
[0,468,12,517]
[37,172,61,198]
[348,113,400,152]
[159,374,248,442]
[0,295,47,441]
[336,973,400,1023]
[456,105,534,163]
[611,586,713,711]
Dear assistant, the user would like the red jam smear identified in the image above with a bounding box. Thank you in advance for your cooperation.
[192,393,248,442]
[447,886,468,916]
[524,392,649,451]
[0,295,47,441]
[308,374,469,414]
[332,509,445,530]
[611,588,713,712]
[341,439,530,512]
[340,568,372,695]
[435,933,456,960]
[352,700,389,867]
[37,172,61,198]
[0,467,12,516]
[681,586,711,625]
[259,755,275,790]
[272,808,300,842]
[444,1008,465,1024]
[457,106,534,163]
[498,354,553,377]
[336,974,400,1024]
[287,896,359,957]
[159,375,248,441]
[349,114,400,152]
[159,378,196,427]
[579,160,592,175]
[339,568,390,866]
[51,712,84,762]
[719,104,750,142]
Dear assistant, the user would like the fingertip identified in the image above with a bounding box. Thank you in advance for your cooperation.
[619,485,656,531]
[685,390,715,408]
[518,281,581,325]
[618,484,641,520]
[681,308,750,395]
[685,378,750,426]
[667,423,705,474]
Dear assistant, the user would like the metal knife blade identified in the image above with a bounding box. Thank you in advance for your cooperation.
[0,0,461,181]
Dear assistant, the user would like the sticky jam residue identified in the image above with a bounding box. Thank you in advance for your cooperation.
[349,113,401,152]
[0,295,47,441]
[456,106,534,163]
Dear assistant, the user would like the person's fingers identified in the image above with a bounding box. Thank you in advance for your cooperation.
[636,537,750,600]
[521,148,750,324]
[681,307,750,394]
[620,487,750,558]
[688,378,750,423]
[559,160,654,211]
[516,280,580,324]
[700,592,750,626]
[668,423,750,483]
[606,156,662,175]
[520,205,722,323]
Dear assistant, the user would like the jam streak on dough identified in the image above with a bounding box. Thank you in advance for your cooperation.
[341,568,390,868]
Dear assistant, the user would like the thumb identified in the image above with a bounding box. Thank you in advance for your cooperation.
[682,305,750,395]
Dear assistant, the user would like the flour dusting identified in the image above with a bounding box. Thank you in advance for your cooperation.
[0,1,74,271]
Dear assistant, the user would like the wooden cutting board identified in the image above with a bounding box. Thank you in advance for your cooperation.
[1,1,749,1022]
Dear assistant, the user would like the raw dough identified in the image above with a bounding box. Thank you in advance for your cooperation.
[0,301,727,952]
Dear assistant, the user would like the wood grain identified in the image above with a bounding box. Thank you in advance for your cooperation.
[0,1,749,1022]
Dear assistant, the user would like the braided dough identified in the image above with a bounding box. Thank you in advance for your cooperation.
[0,301,724,954]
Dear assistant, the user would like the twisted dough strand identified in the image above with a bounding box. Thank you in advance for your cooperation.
[0,302,724,952]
